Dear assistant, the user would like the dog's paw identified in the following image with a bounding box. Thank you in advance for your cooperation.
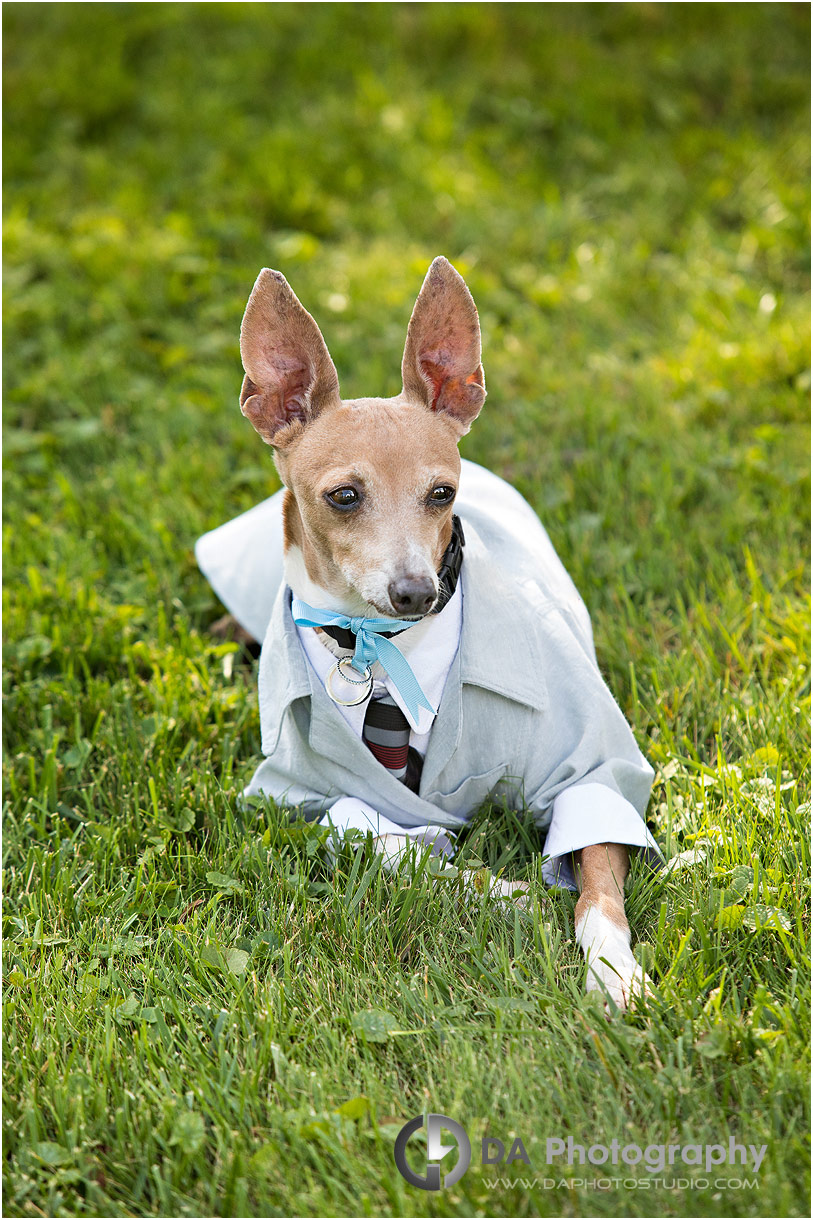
[209,612,258,647]
[585,957,652,1014]
[488,876,532,908]
[461,869,535,910]
[367,841,538,916]
[370,832,459,874]
[370,833,414,873]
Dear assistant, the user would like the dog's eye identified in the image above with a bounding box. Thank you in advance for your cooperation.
[325,486,361,510]
[428,485,456,505]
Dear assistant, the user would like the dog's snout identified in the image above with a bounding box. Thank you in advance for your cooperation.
[388,575,436,617]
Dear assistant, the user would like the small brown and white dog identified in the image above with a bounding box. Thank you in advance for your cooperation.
[207,257,654,1012]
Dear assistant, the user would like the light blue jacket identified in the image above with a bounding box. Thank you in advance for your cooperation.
[196,462,659,862]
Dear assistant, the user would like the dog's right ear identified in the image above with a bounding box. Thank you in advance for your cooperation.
[401,256,486,435]
[239,269,340,446]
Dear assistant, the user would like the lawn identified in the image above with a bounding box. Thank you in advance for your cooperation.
[2,3,810,1217]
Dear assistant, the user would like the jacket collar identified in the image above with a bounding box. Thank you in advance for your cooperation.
[260,517,548,756]
[455,525,549,712]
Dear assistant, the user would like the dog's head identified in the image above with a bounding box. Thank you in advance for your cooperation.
[239,257,485,618]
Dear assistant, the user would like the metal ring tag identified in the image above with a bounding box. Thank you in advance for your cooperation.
[325,657,373,706]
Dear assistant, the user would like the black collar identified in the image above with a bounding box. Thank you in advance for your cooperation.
[320,515,465,650]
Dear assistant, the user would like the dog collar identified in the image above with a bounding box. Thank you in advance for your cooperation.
[319,515,465,651]
[290,599,436,721]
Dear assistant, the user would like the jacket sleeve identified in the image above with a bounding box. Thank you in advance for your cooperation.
[522,603,661,888]
[242,754,334,821]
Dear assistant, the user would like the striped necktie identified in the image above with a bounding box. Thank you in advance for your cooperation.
[361,694,454,859]
[362,694,423,792]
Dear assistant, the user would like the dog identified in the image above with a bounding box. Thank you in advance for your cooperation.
[196,257,661,1011]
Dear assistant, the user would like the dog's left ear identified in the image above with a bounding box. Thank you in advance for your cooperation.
[239,269,341,447]
[401,256,486,434]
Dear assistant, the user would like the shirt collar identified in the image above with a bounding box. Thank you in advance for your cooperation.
[296,582,462,735]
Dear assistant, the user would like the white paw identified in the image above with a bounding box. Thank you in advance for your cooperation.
[488,876,531,908]
[461,870,532,910]
[585,956,652,1013]
[576,905,651,1014]
[371,833,415,873]
[362,837,536,913]
[369,832,454,874]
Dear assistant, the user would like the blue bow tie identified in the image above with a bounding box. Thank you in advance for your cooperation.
[290,596,435,722]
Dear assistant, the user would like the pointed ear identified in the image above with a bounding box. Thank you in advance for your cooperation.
[239,269,340,446]
[401,256,486,434]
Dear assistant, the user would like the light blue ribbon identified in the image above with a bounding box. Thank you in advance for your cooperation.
[291,596,435,721]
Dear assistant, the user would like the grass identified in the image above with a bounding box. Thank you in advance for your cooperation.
[2,2,810,1216]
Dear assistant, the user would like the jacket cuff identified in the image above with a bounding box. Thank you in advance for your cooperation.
[541,781,663,890]
[321,798,455,858]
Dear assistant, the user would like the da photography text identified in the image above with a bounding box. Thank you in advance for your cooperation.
[393,1114,767,1191]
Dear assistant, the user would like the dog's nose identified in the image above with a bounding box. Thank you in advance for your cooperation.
[388,576,436,617]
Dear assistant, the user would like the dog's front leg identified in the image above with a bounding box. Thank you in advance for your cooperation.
[371,834,530,905]
[574,843,650,1012]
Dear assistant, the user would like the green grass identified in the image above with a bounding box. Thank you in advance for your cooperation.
[2,3,810,1216]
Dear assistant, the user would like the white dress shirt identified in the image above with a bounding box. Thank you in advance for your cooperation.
[296,585,463,858]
